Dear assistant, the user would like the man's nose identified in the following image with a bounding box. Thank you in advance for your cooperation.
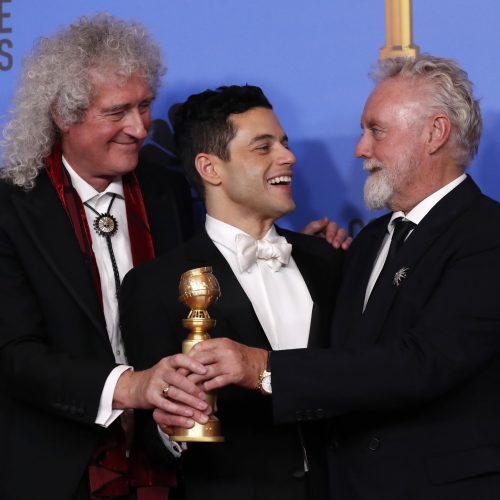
[355,132,371,159]
[278,144,296,166]
[124,108,149,139]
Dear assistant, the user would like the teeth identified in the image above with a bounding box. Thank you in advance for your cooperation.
[269,176,292,185]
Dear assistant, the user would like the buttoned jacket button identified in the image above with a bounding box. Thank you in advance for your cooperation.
[292,469,305,480]
[368,437,380,451]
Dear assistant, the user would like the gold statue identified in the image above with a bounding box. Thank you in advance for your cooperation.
[380,0,419,59]
[170,266,224,442]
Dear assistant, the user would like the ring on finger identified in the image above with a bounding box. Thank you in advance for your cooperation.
[162,384,170,398]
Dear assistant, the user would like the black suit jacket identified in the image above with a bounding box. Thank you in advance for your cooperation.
[120,227,344,500]
[0,161,193,500]
[271,177,500,500]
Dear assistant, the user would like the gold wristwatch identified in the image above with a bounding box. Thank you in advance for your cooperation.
[257,352,272,395]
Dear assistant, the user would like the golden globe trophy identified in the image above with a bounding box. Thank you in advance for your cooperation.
[170,266,225,442]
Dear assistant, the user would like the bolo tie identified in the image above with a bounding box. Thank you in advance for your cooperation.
[84,194,121,296]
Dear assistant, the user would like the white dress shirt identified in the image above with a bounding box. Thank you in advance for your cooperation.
[206,215,313,350]
[363,174,467,309]
[64,158,185,456]
[63,157,132,426]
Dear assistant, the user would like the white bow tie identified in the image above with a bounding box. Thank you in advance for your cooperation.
[235,233,292,273]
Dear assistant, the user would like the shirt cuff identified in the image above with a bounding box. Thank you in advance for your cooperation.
[157,426,186,458]
[95,365,132,427]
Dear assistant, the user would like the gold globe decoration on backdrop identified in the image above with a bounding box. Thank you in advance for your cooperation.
[380,0,420,59]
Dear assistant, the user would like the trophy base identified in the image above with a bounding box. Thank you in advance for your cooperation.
[171,418,224,443]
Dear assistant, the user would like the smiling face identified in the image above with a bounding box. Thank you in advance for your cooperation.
[203,107,296,237]
[58,71,154,192]
[355,77,430,212]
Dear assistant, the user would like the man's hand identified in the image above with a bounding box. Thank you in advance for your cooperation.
[302,217,352,250]
[113,354,209,423]
[188,338,269,392]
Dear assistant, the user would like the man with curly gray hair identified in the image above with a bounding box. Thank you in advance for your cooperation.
[0,13,203,500]
[172,54,500,499]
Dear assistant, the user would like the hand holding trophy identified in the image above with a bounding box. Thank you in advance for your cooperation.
[170,266,224,442]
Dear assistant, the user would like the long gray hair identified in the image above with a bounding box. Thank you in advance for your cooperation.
[1,13,165,189]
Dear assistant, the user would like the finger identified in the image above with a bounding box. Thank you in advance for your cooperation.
[154,408,210,428]
[158,424,175,435]
[189,349,222,365]
[203,374,237,392]
[189,337,233,355]
[163,384,209,411]
[176,367,189,377]
[156,395,207,419]
[301,217,328,236]
[325,221,339,243]
[156,362,207,399]
[341,236,353,250]
[154,408,195,430]
[166,353,207,375]
[187,372,209,385]
[331,227,346,248]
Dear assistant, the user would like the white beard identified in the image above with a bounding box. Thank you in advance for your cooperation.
[363,159,394,210]
[363,157,415,210]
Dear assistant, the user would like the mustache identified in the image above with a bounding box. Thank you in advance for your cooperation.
[363,159,385,172]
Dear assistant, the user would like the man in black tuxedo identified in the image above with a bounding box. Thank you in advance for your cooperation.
[177,55,500,499]
[0,14,209,500]
[120,85,345,500]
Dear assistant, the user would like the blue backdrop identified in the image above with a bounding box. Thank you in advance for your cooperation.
[1,0,499,234]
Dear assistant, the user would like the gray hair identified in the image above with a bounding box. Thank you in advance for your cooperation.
[371,54,482,168]
[1,13,165,189]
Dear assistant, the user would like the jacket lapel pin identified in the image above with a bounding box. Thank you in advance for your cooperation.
[393,267,409,287]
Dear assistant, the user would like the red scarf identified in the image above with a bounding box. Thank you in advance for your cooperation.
[45,143,156,296]
[45,144,175,499]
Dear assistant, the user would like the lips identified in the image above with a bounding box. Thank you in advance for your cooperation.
[363,159,384,173]
[113,140,140,147]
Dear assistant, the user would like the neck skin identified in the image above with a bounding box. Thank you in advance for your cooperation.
[389,156,464,214]
[205,204,276,240]
[62,154,113,192]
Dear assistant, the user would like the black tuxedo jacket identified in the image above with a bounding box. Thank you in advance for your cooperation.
[271,177,500,499]
[120,228,344,500]
[0,161,193,500]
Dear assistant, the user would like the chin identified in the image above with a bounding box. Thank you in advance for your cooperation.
[276,203,296,219]
[113,157,140,175]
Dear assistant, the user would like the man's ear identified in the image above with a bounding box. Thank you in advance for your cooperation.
[195,153,222,186]
[426,114,451,155]
[51,110,68,133]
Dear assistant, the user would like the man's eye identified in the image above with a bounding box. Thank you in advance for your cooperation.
[371,128,384,138]
[139,102,152,113]
[107,110,126,120]
[255,144,270,152]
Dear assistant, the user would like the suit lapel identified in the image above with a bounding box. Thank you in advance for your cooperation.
[357,176,482,345]
[11,172,109,347]
[183,231,272,349]
[277,227,339,348]
[288,237,326,348]
[331,219,387,348]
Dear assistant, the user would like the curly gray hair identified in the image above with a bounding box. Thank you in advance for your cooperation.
[371,54,482,168]
[1,13,166,189]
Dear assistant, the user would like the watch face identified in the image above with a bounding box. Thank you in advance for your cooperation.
[262,374,272,394]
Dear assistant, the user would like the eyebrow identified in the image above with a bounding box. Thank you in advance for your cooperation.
[248,133,288,145]
[102,96,154,114]
[360,119,382,129]
[103,103,129,113]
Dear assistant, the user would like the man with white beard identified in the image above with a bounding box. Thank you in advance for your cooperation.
[164,54,500,500]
